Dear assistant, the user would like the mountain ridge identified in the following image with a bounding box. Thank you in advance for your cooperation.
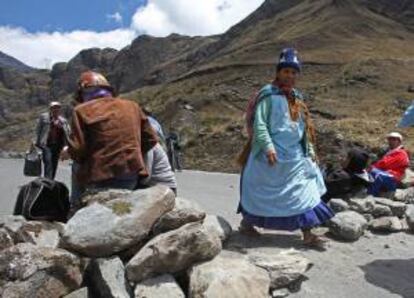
[0,0,413,172]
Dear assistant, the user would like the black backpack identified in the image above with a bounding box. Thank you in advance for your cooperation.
[14,178,70,222]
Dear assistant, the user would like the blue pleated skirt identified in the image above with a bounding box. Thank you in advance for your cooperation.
[238,201,334,231]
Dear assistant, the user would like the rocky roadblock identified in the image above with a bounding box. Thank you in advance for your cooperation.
[327,188,414,242]
[0,185,315,298]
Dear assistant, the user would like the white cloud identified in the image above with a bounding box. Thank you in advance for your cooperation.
[131,0,264,36]
[107,12,123,24]
[0,0,264,68]
[0,26,135,68]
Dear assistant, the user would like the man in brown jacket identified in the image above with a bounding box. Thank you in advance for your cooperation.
[66,71,157,192]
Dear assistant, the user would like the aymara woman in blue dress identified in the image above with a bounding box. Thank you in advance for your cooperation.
[238,48,334,246]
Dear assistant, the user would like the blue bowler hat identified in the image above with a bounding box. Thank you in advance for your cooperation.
[277,48,301,73]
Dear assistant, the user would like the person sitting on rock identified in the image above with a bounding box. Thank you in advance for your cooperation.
[64,71,157,192]
[237,48,334,247]
[142,107,166,148]
[137,143,177,195]
[367,132,410,196]
[322,148,371,202]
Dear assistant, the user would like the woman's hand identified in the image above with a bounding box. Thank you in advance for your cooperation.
[266,149,277,166]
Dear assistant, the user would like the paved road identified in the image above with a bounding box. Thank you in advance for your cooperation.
[1,159,413,298]
[0,159,241,224]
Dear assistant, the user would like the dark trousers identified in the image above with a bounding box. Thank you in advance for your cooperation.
[42,144,62,180]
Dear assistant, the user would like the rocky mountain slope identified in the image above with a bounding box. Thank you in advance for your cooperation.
[1,0,413,172]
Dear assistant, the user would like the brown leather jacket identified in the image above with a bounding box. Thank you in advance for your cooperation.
[68,97,157,184]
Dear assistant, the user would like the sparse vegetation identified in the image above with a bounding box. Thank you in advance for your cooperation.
[1,0,413,172]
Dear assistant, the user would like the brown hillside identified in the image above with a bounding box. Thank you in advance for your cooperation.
[0,0,413,172]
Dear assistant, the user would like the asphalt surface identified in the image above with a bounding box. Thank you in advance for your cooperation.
[1,158,413,298]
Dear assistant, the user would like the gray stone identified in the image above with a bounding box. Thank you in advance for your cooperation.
[328,211,368,241]
[0,229,14,251]
[0,215,26,235]
[363,214,374,223]
[369,217,404,233]
[248,249,312,290]
[81,189,133,206]
[15,221,64,249]
[328,199,349,213]
[61,186,175,257]
[349,198,375,214]
[203,215,232,243]
[374,198,407,217]
[87,257,131,298]
[0,216,63,249]
[152,197,206,235]
[0,243,83,298]
[134,274,185,298]
[188,250,271,298]
[64,288,90,298]
[126,222,222,283]
[405,205,414,232]
[372,204,393,218]
[394,188,414,204]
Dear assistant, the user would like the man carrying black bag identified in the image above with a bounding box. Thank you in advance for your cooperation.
[34,101,70,179]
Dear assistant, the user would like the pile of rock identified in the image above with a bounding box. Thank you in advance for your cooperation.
[328,187,414,241]
[0,185,313,298]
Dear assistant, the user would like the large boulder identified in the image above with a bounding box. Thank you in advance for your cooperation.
[134,274,185,298]
[188,250,271,298]
[152,197,206,235]
[0,243,84,298]
[61,186,175,257]
[126,222,222,283]
[328,199,349,213]
[374,198,407,218]
[203,215,232,243]
[86,257,131,298]
[248,249,313,291]
[328,211,368,241]
[368,217,404,233]
[405,205,414,232]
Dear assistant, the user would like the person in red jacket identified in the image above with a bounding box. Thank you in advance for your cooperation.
[368,132,410,196]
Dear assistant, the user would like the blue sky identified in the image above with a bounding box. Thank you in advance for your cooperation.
[0,0,263,68]
[0,0,146,32]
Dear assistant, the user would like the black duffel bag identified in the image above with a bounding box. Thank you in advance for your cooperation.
[14,178,70,222]
[23,146,42,177]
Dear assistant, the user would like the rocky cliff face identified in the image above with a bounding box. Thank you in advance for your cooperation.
[50,47,118,99]
[1,0,413,172]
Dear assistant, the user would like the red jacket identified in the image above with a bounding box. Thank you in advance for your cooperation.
[371,147,410,182]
